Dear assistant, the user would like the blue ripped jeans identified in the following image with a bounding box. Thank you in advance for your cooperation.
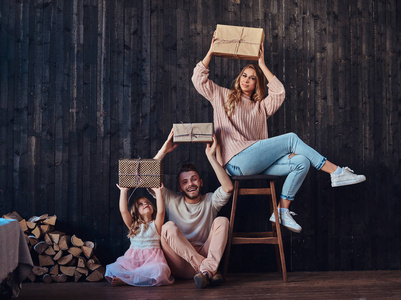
[225,132,327,200]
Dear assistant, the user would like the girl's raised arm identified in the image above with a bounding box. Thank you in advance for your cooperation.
[151,184,165,235]
[116,184,133,229]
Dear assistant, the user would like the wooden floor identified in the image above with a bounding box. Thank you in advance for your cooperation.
[18,271,401,299]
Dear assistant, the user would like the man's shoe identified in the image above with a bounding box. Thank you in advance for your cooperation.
[269,210,302,233]
[331,167,366,187]
[209,273,224,286]
[194,272,209,289]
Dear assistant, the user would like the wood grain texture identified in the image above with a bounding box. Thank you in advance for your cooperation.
[1,0,400,272]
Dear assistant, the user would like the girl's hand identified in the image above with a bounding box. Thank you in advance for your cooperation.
[205,135,217,158]
[258,42,266,67]
[116,184,130,192]
[151,183,164,194]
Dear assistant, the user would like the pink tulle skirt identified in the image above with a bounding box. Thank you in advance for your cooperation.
[105,247,174,286]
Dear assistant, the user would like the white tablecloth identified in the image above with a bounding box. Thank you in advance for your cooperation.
[0,218,33,297]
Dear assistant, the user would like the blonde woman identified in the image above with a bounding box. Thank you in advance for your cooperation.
[191,33,366,233]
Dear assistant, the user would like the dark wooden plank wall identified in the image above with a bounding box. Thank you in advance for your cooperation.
[0,0,400,272]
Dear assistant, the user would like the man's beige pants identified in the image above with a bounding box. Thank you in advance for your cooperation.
[161,216,229,279]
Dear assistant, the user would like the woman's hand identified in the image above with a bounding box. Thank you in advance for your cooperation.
[208,30,216,53]
[202,31,216,68]
[258,42,266,68]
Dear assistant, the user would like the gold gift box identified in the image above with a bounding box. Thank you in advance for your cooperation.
[212,24,265,61]
[173,123,213,143]
[118,159,163,188]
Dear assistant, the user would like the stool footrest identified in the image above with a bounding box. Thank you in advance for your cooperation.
[232,232,279,245]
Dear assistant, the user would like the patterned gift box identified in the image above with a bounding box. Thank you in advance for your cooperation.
[212,24,265,61]
[118,159,163,188]
[173,123,213,143]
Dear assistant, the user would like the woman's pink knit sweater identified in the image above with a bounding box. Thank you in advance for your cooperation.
[191,61,286,166]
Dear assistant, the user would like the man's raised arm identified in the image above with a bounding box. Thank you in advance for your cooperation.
[154,128,179,160]
[205,136,233,194]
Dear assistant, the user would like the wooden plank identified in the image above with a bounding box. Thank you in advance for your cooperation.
[0,0,13,214]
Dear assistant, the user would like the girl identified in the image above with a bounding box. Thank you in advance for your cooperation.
[191,32,366,233]
[105,184,174,286]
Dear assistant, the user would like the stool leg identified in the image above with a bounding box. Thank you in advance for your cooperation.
[270,180,287,282]
[223,180,239,277]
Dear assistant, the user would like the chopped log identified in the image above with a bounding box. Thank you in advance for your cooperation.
[76,267,89,276]
[48,231,65,244]
[38,254,55,266]
[53,243,60,251]
[77,256,86,268]
[86,267,105,282]
[42,215,57,226]
[58,254,73,265]
[67,257,77,267]
[68,247,82,257]
[31,226,41,239]
[32,266,49,276]
[33,241,49,255]
[60,266,76,277]
[59,235,70,250]
[74,270,83,283]
[28,214,48,223]
[87,259,101,271]
[71,235,84,247]
[44,246,56,256]
[42,274,53,284]
[53,250,63,261]
[19,219,28,232]
[2,211,23,221]
[82,246,93,259]
[26,271,36,282]
[26,222,36,230]
[84,241,95,249]
[40,224,53,235]
[49,264,59,275]
[28,235,39,246]
[51,274,67,283]
[44,233,53,245]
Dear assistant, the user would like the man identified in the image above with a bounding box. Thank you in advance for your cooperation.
[149,129,233,288]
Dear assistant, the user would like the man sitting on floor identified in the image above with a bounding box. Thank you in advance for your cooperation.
[149,129,233,288]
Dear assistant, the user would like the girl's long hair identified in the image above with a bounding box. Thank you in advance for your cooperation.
[225,64,266,117]
[127,197,157,238]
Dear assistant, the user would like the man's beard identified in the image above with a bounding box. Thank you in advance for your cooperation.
[181,186,201,200]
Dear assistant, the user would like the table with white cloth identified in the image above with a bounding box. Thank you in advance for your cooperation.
[0,218,33,298]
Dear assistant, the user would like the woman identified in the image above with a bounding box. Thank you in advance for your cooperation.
[191,33,366,233]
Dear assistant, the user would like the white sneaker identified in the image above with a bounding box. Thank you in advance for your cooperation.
[330,167,366,187]
[269,210,302,233]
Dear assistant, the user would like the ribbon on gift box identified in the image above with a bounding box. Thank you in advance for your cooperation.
[214,26,261,59]
[118,158,162,202]
[174,123,213,141]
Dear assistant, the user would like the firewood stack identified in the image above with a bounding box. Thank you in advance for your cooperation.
[2,211,105,283]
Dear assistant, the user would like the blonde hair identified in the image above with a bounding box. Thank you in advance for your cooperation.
[225,64,266,117]
[127,197,157,238]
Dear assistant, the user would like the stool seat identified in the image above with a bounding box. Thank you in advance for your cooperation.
[223,175,287,282]
[231,174,279,181]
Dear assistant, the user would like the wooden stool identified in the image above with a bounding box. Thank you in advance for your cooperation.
[223,174,287,282]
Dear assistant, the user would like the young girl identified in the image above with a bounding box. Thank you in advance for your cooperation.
[105,184,174,286]
[191,32,366,233]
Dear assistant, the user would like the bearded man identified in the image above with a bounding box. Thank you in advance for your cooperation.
[149,129,233,288]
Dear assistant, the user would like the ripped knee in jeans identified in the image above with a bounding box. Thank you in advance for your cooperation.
[289,153,296,159]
